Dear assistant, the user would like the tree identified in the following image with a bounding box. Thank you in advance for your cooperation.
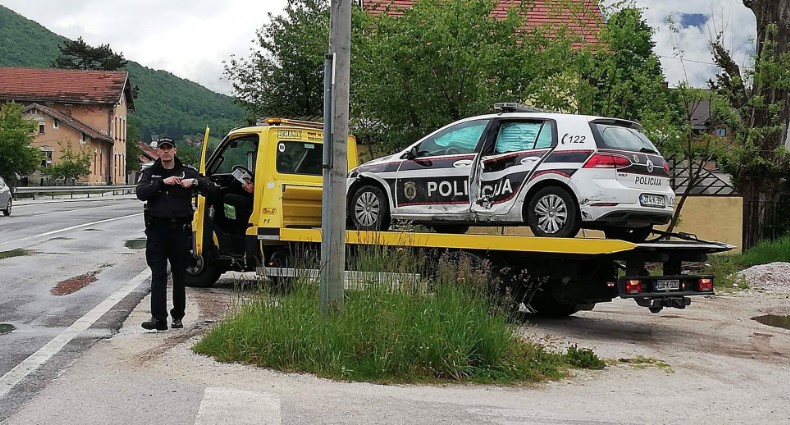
[46,141,92,183]
[126,119,143,173]
[0,103,40,187]
[352,0,583,152]
[51,37,128,71]
[709,1,790,248]
[223,0,329,121]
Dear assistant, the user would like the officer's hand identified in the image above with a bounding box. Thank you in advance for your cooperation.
[163,176,181,185]
[179,178,197,188]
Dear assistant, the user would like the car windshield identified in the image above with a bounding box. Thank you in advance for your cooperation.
[592,123,659,154]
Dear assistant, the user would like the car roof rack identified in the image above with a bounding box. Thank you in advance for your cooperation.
[493,102,554,113]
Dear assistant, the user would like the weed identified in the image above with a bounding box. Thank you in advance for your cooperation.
[565,344,605,370]
[0,249,30,260]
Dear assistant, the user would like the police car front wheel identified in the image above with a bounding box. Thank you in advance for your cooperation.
[526,186,580,238]
[350,185,391,231]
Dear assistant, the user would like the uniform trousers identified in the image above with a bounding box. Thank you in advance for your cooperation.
[145,219,191,321]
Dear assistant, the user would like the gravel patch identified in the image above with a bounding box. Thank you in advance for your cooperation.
[737,262,790,292]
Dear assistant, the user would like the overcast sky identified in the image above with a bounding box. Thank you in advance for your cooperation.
[0,0,756,95]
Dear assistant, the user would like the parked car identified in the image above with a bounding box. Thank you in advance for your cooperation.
[346,103,674,242]
[0,177,12,216]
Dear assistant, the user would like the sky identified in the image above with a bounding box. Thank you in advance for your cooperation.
[0,0,757,95]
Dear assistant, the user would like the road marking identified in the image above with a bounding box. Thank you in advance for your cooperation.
[0,213,141,246]
[194,387,281,425]
[0,268,151,399]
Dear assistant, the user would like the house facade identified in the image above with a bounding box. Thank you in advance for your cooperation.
[0,67,135,185]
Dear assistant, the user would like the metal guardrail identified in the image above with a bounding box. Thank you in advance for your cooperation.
[13,185,136,200]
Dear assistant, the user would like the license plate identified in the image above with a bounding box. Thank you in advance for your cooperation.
[655,279,680,291]
[640,194,665,208]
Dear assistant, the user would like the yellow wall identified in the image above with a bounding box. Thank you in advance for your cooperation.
[470,196,743,252]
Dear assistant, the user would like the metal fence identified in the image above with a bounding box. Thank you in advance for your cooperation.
[13,185,136,200]
[748,195,790,246]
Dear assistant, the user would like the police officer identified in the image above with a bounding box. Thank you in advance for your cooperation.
[136,136,214,330]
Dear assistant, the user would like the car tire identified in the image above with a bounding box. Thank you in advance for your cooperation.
[430,224,469,234]
[349,185,391,231]
[2,199,10,216]
[526,186,580,238]
[185,253,223,288]
[604,226,652,243]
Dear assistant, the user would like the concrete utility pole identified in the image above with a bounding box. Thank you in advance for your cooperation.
[320,0,351,316]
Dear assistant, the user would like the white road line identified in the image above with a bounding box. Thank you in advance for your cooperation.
[0,213,142,246]
[0,268,151,399]
[195,387,281,425]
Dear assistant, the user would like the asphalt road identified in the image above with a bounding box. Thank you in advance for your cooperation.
[0,195,150,420]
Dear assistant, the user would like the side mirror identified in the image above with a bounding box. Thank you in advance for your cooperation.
[403,145,419,160]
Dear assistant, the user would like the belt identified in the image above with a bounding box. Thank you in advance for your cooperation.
[148,216,191,225]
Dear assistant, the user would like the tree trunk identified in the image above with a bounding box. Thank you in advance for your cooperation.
[738,0,790,248]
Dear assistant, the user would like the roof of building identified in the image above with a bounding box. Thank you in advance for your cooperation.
[0,67,135,110]
[22,103,113,143]
[361,0,603,47]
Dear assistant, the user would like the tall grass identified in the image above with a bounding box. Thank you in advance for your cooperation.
[193,247,600,383]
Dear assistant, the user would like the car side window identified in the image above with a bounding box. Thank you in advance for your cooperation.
[417,120,489,157]
[494,121,554,154]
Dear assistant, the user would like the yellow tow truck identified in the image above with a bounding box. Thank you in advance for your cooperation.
[187,118,732,316]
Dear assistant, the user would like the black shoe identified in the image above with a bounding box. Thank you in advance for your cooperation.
[171,319,183,329]
[141,317,168,331]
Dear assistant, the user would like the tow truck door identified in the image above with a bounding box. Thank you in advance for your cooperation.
[470,119,556,219]
[191,127,212,256]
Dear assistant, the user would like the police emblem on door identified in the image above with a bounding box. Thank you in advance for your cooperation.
[403,181,417,201]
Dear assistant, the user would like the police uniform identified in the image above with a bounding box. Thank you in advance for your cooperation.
[136,139,213,330]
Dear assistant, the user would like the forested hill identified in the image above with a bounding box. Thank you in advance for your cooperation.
[0,5,244,141]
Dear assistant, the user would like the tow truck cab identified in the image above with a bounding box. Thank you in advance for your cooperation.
[185,119,358,288]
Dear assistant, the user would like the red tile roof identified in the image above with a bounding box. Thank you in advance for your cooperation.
[23,103,113,143]
[0,67,134,110]
[361,0,603,48]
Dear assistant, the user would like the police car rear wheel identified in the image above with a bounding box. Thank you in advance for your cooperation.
[351,185,390,230]
[527,186,580,238]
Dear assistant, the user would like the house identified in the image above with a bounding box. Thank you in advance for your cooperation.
[359,0,604,48]
[0,67,135,185]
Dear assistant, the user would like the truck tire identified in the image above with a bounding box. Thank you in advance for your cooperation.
[526,186,580,238]
[349,185,391,231]
[185,253,223,288]
[528,296,582,317]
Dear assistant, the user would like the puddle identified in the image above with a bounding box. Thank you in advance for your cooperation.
[125,239,146,250]
[0,323,15,335]
[752,315,790,330]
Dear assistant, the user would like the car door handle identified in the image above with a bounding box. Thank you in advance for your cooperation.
[520,157,540,165]
[453,159,473,168]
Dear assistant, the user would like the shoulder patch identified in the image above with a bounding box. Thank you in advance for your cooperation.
[184,165,198,171]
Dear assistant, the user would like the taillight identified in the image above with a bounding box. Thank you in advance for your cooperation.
[625,279,642,294]
[662,161,670,174]
[583,153,631,168]
[697,278,713,292]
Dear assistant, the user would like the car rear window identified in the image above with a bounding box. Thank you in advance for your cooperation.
[591,122,660,154]
[276,141,323,175]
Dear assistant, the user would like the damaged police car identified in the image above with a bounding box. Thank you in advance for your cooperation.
[347,103,674,242]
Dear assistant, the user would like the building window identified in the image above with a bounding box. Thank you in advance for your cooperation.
[716,127,727,138]
[39,148,53,167]
[79,133,85,144]
[39,123,45,134]
[53,119,59,129]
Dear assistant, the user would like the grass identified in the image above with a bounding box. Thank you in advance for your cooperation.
[0,249,31,260]
[706,235,790,290]
[193,247,605,384]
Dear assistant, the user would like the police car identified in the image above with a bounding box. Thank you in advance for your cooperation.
[346,103,674,242]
